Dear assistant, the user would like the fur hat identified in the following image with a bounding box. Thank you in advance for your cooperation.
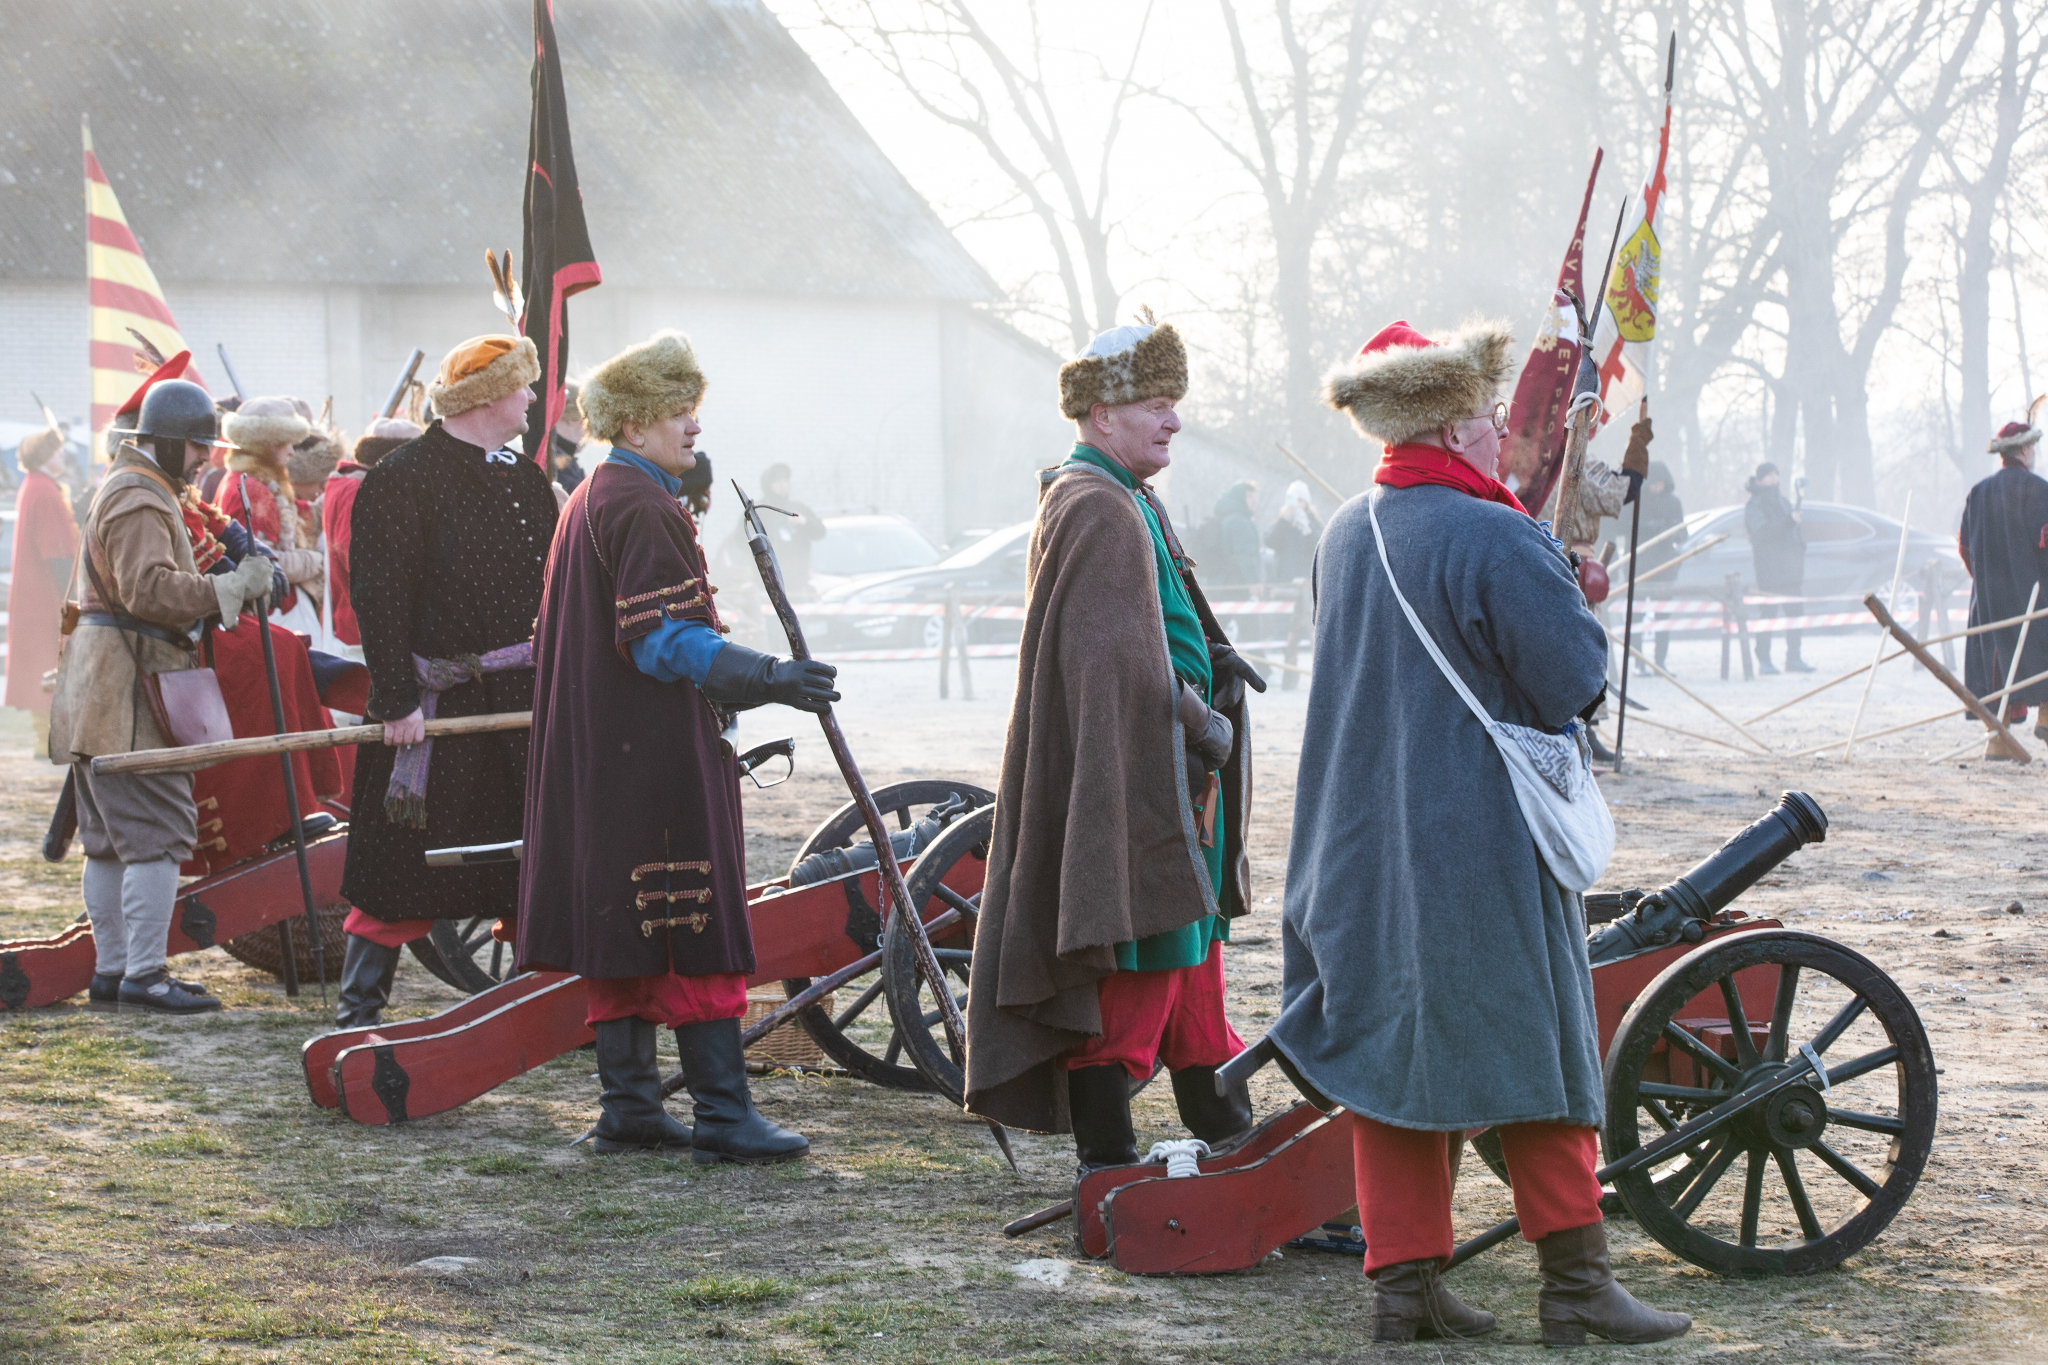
[1322,319,1516,444]
[288,428,345,487]
[222,395,313,452]
[429,335,541,418]
[1059,321,1188,420]
[19,426,65,472]
[351,417,422,470]
[1990,396,2045,459]
[578,331,707,442]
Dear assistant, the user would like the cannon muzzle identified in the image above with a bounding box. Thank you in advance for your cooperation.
[1587,791,1826,967]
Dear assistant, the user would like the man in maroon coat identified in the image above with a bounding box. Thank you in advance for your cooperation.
[517,331,838,1162]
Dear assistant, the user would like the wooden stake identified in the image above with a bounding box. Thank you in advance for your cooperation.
[1787,664,2048,759]
[1861,594,2029,761]
[1993,582,2041,727]
[90,711,534,777]
[1605,628,1774,753]
[1844,495,1913,760]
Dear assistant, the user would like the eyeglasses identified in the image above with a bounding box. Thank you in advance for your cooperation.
[1472,402,1509,435]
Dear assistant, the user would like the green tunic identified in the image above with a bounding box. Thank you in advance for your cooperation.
[1064,444,1229,971]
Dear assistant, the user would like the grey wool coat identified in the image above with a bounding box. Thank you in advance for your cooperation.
[1270,483,1609,1131]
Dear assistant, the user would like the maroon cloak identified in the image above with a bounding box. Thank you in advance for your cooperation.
[515,462,753,980]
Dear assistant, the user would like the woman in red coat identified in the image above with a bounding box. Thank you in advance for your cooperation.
[6,428,79,756]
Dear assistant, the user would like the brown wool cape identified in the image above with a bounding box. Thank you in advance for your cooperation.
[964,462,1249,1134]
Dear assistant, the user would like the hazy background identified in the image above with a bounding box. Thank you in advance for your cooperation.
[769,0,2048,530]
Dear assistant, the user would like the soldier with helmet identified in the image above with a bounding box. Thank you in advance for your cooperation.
[47,378,275,1015]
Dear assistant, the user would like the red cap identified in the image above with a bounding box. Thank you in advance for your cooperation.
[1998,421,2031,441]
[113,350,202,421]
[1357,320,1434,358]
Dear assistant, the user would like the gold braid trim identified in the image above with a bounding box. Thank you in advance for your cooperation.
[640,910,713,937]
[630,860,711,882]
[615,580,701,610]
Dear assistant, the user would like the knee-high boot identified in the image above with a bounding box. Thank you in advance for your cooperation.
[1169,1064,1254,1147]
[673,1017,807,1164]
[1067,1065,1138,1172]
[335,934,402,1028]
[589,1017,692,1154]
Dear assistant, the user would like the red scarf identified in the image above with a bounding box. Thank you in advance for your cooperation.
[1373,442,1528,514]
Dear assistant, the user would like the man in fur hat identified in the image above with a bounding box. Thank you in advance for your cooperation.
[50,376,274,1015]
[964,317,1260,1175]
[1275,319,1688,1345]
[7,424,78,757]
[323,418,421,660]
[518,331,836,1162]
[335,336,555,1029]
[1961,403,2048,753]
[220,397,326,635]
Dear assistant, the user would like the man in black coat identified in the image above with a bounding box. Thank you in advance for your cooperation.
[1743,462,1811,673]
[334,335,556,1027]
[1960,410,2048,751]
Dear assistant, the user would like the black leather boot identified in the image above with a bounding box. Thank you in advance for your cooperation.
[588,1017,692,1154]
[1170,1064,1254,1148]
[334,934,401,1029]
[1068,1064,1139,1172]
[673,1017,808,1164]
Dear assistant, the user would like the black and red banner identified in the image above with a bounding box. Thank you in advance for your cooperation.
[520,0,602,461]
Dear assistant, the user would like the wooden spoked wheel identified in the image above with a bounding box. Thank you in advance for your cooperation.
[1602,928,1937,1276]
[779,780,994,1089]
[407,917,512,995]
[879,806,992,1104]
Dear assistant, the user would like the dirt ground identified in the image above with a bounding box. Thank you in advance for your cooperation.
[1,635,2044,1364]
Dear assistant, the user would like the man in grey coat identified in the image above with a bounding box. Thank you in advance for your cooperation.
[1274,318,1690,1346]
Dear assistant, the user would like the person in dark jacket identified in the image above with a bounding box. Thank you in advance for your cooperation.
[1209,480,1263,587]
[1960,406,2048,751]
[1743,462,1810,673]
[1635,461,1686,669]
[1264,480,1322,583]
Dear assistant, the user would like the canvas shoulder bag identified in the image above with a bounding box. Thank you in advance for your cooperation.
[1366,495,1614,892]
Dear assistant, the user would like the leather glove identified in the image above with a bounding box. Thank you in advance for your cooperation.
[1621,416,1653,477]
[700,641,841,715]
[211,552,274,628]
[1208,640,1268,710]
[1190,706,1234,772]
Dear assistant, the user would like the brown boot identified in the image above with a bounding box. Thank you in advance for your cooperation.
[1535,1222,1690,1347]
[1371,1259,1496,1342]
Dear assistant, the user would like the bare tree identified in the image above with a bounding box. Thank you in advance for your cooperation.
[1943,0,2045,465]
[810,0,1154,350]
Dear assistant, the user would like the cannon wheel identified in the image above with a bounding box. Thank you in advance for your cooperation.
[1602,928,1936,1277]
[779,780,994,1090]
[879,806,1158,1106]
[407,918,510,994]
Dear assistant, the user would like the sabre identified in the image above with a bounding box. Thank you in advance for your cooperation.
[733,479,1019,1174]
[235,475,331,1003]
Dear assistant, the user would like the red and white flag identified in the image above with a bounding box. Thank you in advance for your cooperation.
[85,116,197,454]
[1593,86,1672,428]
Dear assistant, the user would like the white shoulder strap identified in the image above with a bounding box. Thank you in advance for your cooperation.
[1366,493,1497,735]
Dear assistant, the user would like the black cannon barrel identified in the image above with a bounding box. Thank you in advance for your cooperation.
[1656,791,1827,922]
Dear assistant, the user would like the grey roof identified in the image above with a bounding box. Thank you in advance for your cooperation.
[0,0,995,301]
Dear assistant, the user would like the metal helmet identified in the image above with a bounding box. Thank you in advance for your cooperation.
[132,379,221,446]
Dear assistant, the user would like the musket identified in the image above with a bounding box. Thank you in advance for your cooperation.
[216,345,248,403]
[733,478,1019,1174]
[381,349,426,419]
[235,475,330,1002]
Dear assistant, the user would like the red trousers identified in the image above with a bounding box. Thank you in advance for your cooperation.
[1064,942,1246,1080]
[342,907,435,948]
[583,972,748,1029]
[1352,1115,1604,1277]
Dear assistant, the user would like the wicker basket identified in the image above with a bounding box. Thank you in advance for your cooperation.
[221,902,351,984]
[742,987,834,1068]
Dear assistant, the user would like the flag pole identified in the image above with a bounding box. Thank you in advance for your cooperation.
[1612,398,1650,766]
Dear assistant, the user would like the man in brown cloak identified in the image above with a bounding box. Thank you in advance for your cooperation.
[964,319,1260,1174]
[517,331,837,1163]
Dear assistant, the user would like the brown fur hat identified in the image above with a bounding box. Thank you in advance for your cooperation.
[1058,322,1188,420]
[578,331,707,442]
[18,426,65,472]
[1322,319,1516,444]
[351,418,422,470]
[428,335,541,418]
[221,395,312,452]
[288,429,345,488]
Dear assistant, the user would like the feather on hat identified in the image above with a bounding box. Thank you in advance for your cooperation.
[578,331,707,442]
[1322,319,1516,444]
[1058,320,1188,420]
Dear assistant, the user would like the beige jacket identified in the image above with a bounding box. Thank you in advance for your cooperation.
[48,448,220,762]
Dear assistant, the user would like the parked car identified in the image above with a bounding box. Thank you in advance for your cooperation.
[808,514,946,597]
[812,520,1033,650]
[1659,500,1963,601]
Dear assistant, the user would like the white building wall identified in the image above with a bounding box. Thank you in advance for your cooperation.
[0,282,92,427]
